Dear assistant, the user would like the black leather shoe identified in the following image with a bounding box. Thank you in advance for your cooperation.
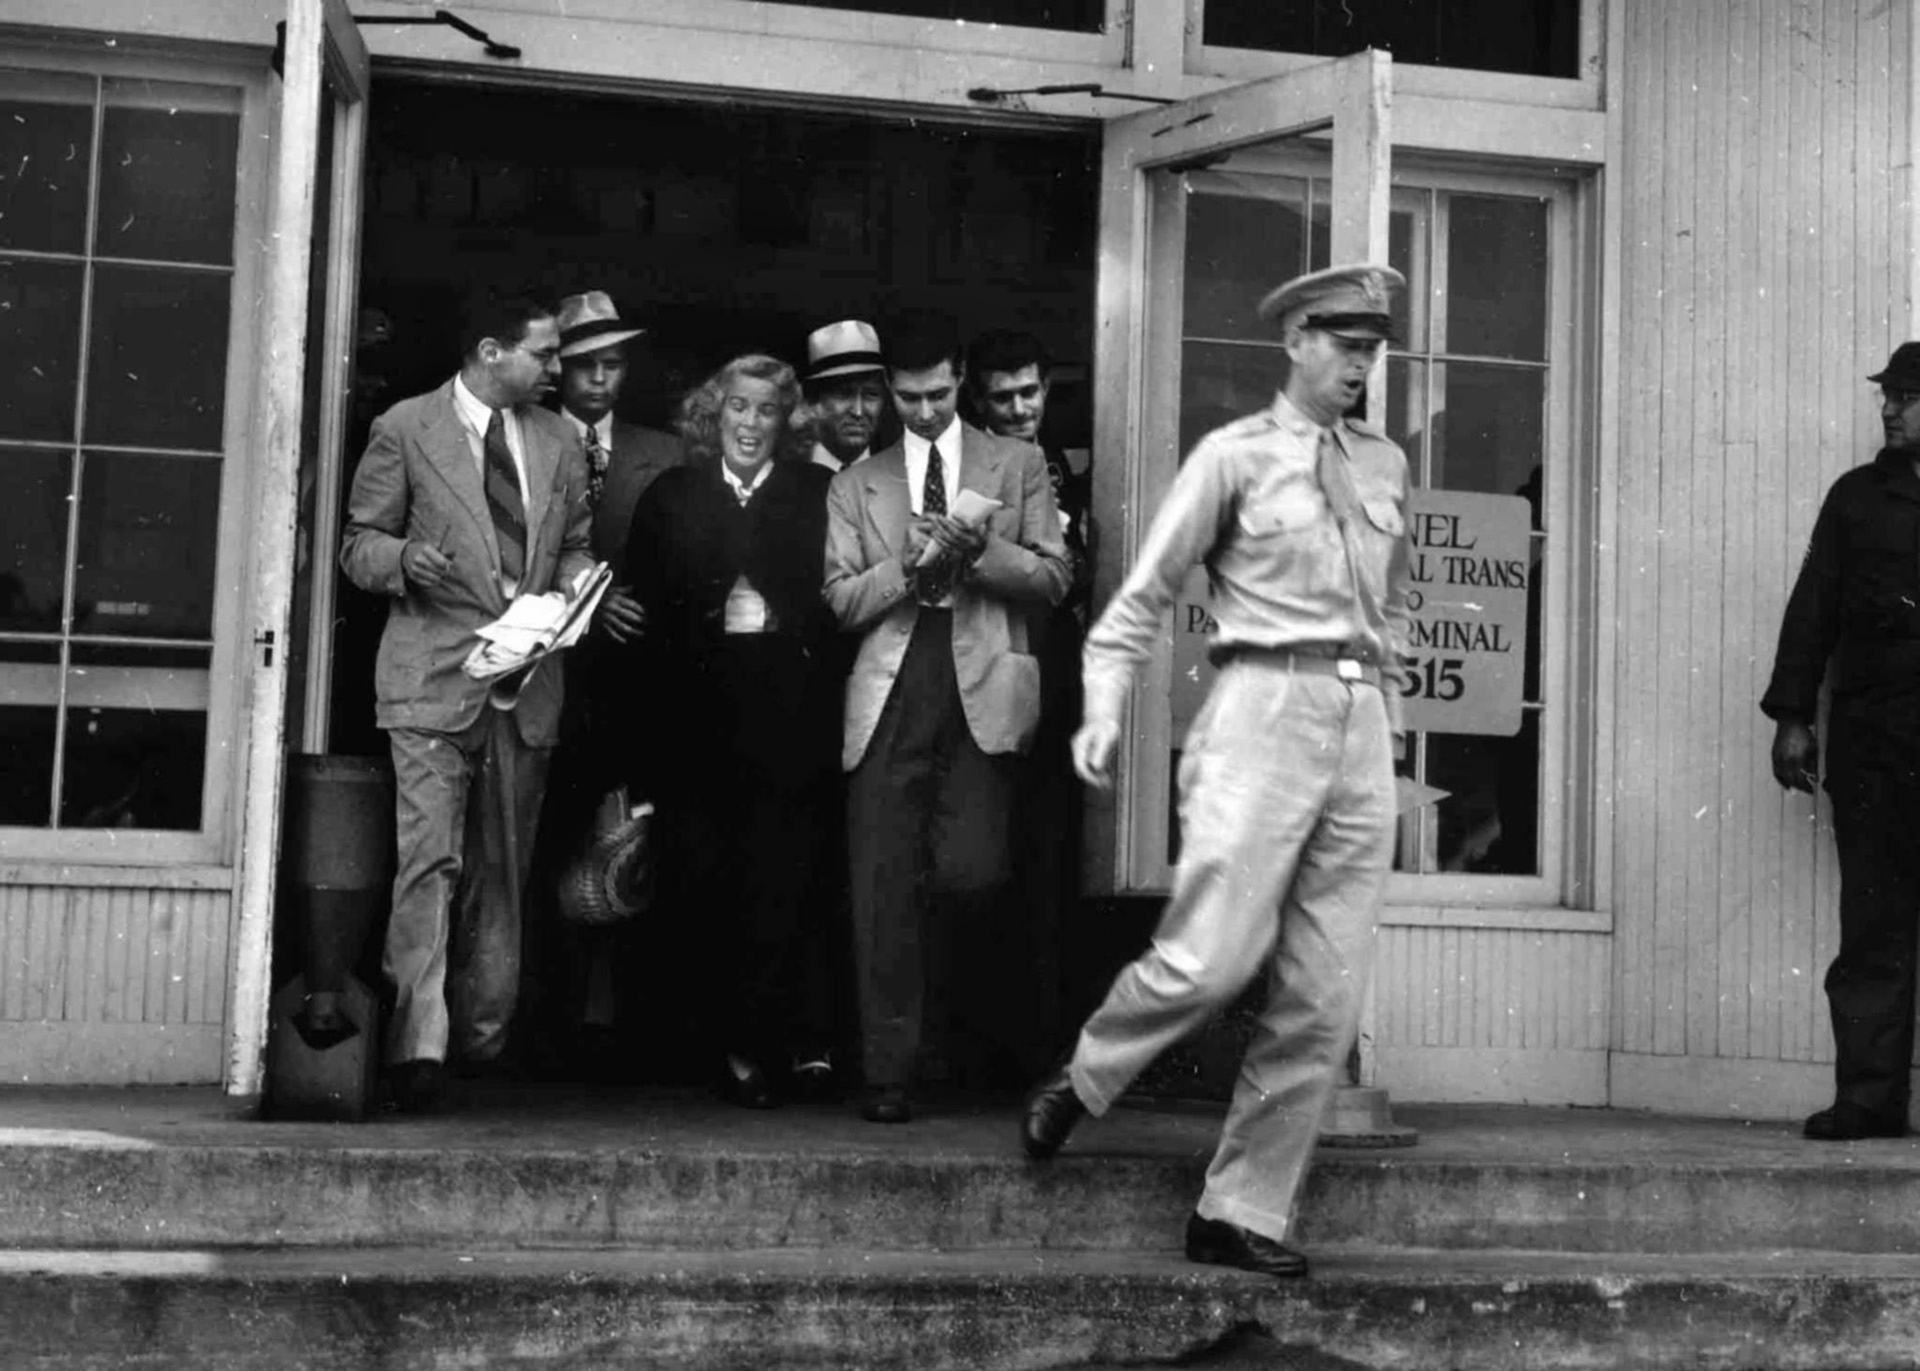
[1185,1213,1309,1279]
[720,1055,779,1110]
[1020,1066,1087,1159]
[388,1059,452,1115]
[861,1086,912,1124]
[1804,1101,1909,1140]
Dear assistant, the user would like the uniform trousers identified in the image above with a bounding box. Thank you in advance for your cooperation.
[384,707,550,1066]
[847,608,1019,1088]
[1068,661,1395,1243]
[1824,718,1920,1120]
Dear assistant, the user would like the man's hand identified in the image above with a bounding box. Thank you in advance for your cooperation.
[901,517,943,576]
[928,513,988,566]
[400,539,452,590]
[1771,720,1819,794]
[597,586,646,642]
[1071,719,1121,790]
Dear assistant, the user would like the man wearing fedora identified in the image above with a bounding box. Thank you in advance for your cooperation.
[1020,264,1413,1280]
[524,290,683,1071]
[804,320,889,473]
[1764,340,1920,1142]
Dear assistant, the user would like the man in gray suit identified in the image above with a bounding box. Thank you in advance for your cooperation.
[340,292,595,1112]
[824,313,1071,1123]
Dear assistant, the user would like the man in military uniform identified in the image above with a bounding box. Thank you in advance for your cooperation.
[1020,264,1413,1280]
[1763,341,1920,1142]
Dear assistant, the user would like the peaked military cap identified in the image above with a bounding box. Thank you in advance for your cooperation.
[1257,262,1406,340]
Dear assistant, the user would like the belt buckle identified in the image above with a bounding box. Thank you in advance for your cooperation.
[1335,658,1363,682]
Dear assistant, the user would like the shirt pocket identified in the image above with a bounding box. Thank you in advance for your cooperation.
[1238,478,1323,538]
[1360,494,1405,538]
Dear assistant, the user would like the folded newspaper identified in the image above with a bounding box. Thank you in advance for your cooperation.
[915,489,1003,568]
[463,562,613,707]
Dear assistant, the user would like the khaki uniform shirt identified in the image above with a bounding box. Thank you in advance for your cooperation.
[1083,391,1413,731]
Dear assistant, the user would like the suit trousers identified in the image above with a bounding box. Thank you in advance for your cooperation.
[1068,662,1394,1244]
[1824,743,1920,1120]
[384,708,551,1066]
[847,608,1018,1088]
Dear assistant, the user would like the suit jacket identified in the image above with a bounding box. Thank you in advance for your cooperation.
[592,420,683,580]
[627,458,839,790]
[339,379,595,746]
[824,422,1071,770]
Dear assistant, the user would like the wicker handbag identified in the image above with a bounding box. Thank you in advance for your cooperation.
[556,787,655,927]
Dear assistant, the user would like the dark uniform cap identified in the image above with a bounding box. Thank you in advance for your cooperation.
[1867,342,1920,391]
[1257,262,1406,340]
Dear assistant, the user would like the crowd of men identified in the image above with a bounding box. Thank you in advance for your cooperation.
[336,262,1458,1280]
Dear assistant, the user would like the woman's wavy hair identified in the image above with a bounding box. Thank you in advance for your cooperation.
[676,353,812,466]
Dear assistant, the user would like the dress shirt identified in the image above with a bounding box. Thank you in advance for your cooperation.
[565,410,615,458]
[451,373,533,594]
[810,441,848,473]
[1083,391,1411,731]
[904,415,963,516]
[721,458,772,506]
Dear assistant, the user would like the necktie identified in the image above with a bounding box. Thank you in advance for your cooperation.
[484,408,526,584]
[917,442,951,604]
[583,425,607,505]
[922,442,948,517]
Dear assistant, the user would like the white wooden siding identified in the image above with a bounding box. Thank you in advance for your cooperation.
[1610,0,1909,1109]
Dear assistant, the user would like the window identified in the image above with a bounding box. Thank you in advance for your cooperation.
[757,0,1101,31]
[0,67,244,837]
[1167,157,1576,901]
[1204,0,1580,79]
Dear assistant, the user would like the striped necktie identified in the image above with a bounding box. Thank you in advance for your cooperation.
[917,442,951,604]
[583,424,607,505]
[483,408,526,584]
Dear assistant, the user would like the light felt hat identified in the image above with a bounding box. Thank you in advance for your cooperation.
[805,319,886,382]
[557,290,645,359]
[1256,262,1406,340]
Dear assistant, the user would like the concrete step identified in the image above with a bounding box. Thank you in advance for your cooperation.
[5,1088,1920,1257]
[7,1244,1920,1370]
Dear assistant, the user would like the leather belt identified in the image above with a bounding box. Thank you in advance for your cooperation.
[1208,644,1383,689]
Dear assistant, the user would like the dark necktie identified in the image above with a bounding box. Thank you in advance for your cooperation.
[483,408,527,584]
[917,442,951,604]
[583,425,607,505]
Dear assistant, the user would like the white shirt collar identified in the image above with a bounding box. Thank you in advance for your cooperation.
[452,373,497,434]
[903,415,963,515]
[565,409,614,450]
[811,441,847,473]
[721,459,773,504]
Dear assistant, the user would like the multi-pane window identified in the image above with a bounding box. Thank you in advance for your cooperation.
[758,0,1101,31]
[0,69,240,832]
[1171,163,1566,889]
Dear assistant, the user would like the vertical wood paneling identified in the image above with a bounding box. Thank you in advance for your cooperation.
[1614,0,1907,1102]
[1376,927,1610,1053]
[0,886,232,1027]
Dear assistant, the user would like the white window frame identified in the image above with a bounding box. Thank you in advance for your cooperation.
[0,40,272,870]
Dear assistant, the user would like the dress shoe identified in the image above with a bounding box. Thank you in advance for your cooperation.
[720,1054,779,1109]
[861,1086,912,1124]
[789,1048,838,1102]
[387,1059,452,1115]
[1185,1213,1310,1279]
[1020,1066,1087,1159]
[1804,1101,1909,1140]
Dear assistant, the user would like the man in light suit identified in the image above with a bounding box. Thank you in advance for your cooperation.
[824,314,1071,1123]
[340,292,595,1112]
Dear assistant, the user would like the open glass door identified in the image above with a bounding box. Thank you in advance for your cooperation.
[1084,51,1392,897]
[227,0,370,1095]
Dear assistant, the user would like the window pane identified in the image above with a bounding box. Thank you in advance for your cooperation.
[1431,362,1545,498]
[1426,727,1540,874]
[1204,0,1581,79]
[1179,340,1282,456]
[0,71,96,254]
[755,0,1100,30]
[0,641,58,827]
[97,80,241,266]
[73,452,221,639]
[60,642,209,830]
[1183,172,1309,344]
[0,446,73,632]
[0,257,85,442]
[85,264,230,449]
[1446,194,1548,360]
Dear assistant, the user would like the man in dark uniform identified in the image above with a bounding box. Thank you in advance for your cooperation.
[1763,340,1920,1142]
[1022,264,1412,1280]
